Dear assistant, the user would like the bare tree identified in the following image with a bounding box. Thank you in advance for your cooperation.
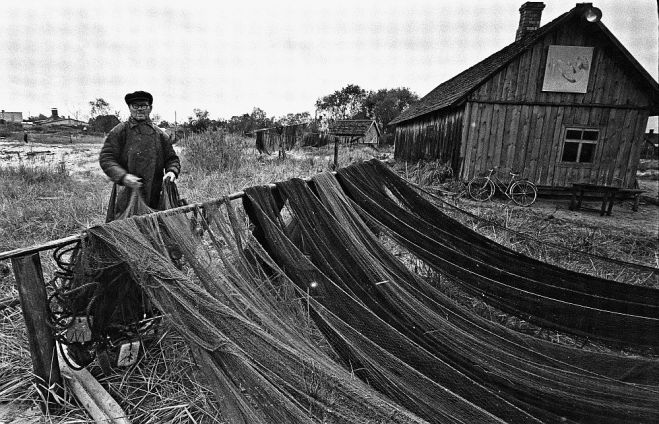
[89,98,112,119]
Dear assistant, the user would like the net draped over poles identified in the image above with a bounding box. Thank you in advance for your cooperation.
[73,161,659,423]
[334,160,659,346]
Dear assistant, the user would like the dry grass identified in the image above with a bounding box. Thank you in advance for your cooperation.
[0,164,107,253]
[93,327,223,423]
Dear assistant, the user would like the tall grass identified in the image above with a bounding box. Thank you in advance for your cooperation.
[0,160,69,184]
[176,133,387,204]
[179,130,246,173]
[0,163,108,252]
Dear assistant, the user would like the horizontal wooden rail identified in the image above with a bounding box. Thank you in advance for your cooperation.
[0,234,84,262]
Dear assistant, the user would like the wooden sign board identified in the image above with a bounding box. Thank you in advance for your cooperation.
[542,45,594,93]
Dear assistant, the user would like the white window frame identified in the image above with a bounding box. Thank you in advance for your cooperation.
[560,127,599,164]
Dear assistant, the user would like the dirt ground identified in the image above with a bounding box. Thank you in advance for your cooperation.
[0,140,105,179]
[528,189,659,238]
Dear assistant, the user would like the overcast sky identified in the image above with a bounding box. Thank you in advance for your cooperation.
[1,0,657,128]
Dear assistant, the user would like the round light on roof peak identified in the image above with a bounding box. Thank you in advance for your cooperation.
[584,6,602,23]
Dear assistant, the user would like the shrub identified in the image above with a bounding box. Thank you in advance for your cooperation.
[180,130,246,173]
[90,115,120,133]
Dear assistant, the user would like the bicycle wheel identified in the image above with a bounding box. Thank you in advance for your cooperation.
[510,180,537,206]
[467,177,494,202]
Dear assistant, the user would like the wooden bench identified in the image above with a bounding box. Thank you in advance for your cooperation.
[569,184,644,216]
[617,188,645,212]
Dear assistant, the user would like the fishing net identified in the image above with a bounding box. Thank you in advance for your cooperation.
[79,201,433,424]
[51,181,186,369]
[243,175,659,423]
[66,161,659,423]
[333,159,659,347]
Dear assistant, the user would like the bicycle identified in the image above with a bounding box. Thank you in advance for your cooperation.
[467,167,537,206]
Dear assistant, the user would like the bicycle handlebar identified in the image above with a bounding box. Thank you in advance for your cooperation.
[487,167,520,177]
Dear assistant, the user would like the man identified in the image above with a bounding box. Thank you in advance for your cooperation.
[99,91,180,221]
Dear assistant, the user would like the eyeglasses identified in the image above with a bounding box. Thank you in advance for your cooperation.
[130,104,151,110]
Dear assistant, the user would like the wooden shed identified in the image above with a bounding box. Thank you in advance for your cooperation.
[255,123,308,154]
[391,2,659,189]
[328,119,381,145]
[641,130,658,160]
[0,110,23,124]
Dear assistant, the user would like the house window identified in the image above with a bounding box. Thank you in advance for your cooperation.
[561,128,599,163]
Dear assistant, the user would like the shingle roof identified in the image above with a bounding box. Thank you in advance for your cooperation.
[328,119,378,136]
[390,4,659,125]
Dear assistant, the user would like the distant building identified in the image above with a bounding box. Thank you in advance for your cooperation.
[328,119,381,144]
[0,110,23,123]
[38,108,87,127]
[41,118,88,128]
[641,130,658,160]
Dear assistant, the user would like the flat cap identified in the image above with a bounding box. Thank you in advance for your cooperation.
[124,91,153,105]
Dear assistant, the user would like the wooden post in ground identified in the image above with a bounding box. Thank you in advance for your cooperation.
[333,137,339,169]
[11,253,63,413]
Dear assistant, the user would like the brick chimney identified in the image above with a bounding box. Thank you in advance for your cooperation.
[516,2,545,41]
[51,108,59,119]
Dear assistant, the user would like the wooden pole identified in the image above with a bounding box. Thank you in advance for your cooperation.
[0,234,82,261]
[333,137,339,169]
[58,346,131,423]
[11,253,63,413]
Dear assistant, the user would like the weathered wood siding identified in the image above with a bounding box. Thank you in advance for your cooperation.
[460,103,649,187]
[394,108,463,171]
[458,17,654,188]
[256,124,307,153]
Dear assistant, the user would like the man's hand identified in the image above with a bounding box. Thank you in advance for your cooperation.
[122,174,142,189]
[164,171,177,183]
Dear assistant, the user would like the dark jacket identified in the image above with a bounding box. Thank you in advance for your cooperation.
[99,117,180,221]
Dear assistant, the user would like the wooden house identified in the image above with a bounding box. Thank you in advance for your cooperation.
[328,119,381,145]
[391,2,659,189]
[40,118,88,128]
[37,108,87,128]
[0,110,23,124]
